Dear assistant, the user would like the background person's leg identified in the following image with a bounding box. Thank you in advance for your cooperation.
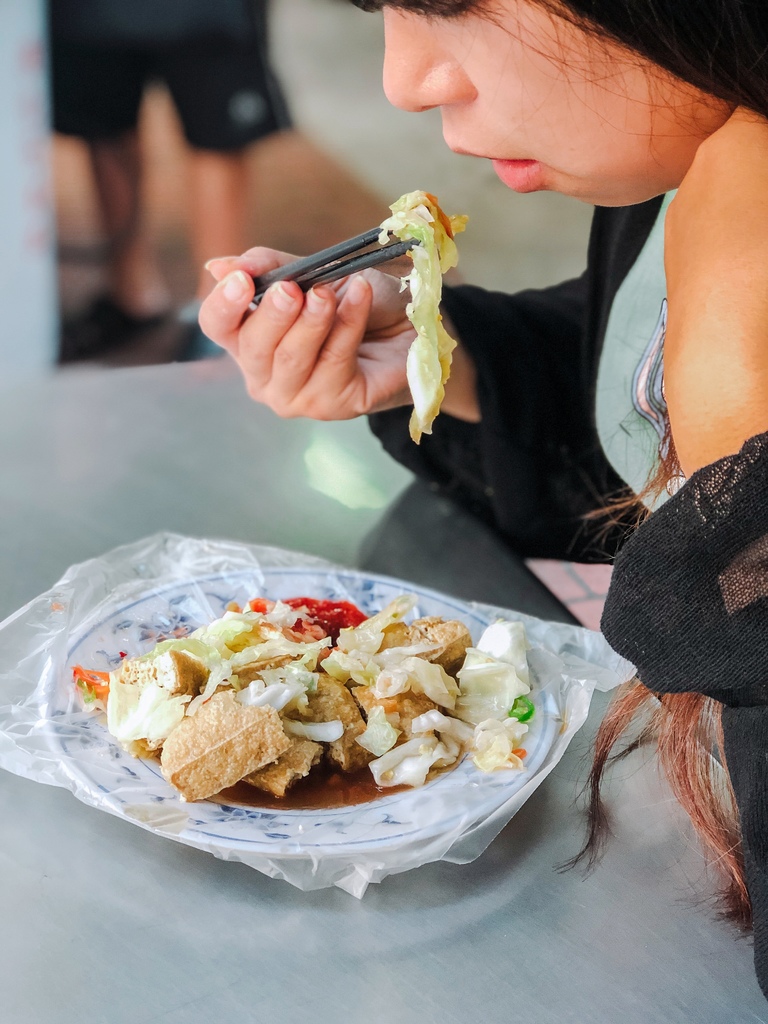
[87,129,172,318]
[164,22,293,355]
[49,36,173,357]
[185,146,252,302]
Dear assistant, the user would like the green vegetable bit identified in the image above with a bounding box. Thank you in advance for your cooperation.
[77,680,97,704]
[508,695,535,722]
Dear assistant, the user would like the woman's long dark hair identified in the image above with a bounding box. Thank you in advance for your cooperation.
[351,0,768,925]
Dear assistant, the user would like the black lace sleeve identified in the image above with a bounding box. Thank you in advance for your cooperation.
[602,431,768,705]
[601,430,768,998]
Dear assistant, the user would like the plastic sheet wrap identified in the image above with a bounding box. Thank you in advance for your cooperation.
[0,532,635,896]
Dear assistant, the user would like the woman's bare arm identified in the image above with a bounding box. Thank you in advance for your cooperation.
[664,110,768,477]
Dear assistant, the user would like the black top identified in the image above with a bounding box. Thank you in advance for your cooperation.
[370,197,768,997]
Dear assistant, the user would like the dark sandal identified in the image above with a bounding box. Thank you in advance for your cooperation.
[59,296,168,363]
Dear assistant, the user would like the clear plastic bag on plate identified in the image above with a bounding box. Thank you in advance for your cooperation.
[0,532,634,896]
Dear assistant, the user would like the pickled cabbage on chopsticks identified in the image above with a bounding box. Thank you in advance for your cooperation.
[379,191,468,443]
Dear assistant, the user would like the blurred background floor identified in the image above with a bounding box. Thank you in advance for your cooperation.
[53,0,594,367]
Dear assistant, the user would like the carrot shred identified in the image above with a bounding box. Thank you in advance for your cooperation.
[72,665,110,702]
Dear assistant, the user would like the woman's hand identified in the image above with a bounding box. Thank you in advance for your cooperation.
[199,248,416,420]
[664,108,768,476]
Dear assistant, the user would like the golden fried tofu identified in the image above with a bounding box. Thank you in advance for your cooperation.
[119,649,209,698]
[354,686,438,738]
[235,655,293,686]
[122,737,162,761]
[159,690,290,801]
[303,676,372,772]
[243,738,323,798]
[379,617,471,676]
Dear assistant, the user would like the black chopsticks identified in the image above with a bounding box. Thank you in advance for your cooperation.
[248,228,420,310]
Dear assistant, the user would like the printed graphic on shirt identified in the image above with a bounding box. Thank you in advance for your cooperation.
[628,299,685,497]
[595,192,676,509]
[631,298,667,442]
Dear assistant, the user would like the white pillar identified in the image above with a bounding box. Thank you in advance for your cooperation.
[0,0,57,384]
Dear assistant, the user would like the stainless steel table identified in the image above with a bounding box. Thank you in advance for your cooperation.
[1,360,765,1023]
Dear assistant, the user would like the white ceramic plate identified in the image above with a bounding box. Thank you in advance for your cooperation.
[48,567,559,858]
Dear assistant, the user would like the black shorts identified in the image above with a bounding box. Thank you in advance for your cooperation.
[49,30,291,151]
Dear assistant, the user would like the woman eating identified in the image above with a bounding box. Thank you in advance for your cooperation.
[198,0,768,996]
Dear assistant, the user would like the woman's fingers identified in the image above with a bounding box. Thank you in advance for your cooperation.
[243,285,350,408]
[199,262,402,419]
[199,271,256,353]
[264,286,336,396]
[204,257,240,283]
[284,277,373,418]
[236,279,371,416]
[199,272,342,403]
[314,277,373,373]
[305,277,411,416]
[204,247,295,285]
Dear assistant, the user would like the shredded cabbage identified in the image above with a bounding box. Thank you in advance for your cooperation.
[455,652,530,724]
[322,649,380,687]
[228,636,330,672]
[471,718,529,773]
[455,621,531,724]
[356,706,401,756]
[107,678,189,747]
[379,191,467,443]
[236,680,307,712]
[324,640,437,689]
[283,719,344,743]
[411,709,474,744]
[258,662,319,693]
[336,594,417,655]
[372,656,458,708]
[264,600,302,628]
[374,641,439,666]
[476,620,529,685]
[235,660,318,713]
[138,637,213,667]
[192,611,264,652]
[369,734,458,787]
[186,659,232,715]
[400,657,458,708]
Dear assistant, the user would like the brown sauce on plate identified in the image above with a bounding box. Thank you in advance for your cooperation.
[217,761,408,810]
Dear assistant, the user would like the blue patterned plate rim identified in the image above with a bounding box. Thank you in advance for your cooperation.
[49,566,562,858]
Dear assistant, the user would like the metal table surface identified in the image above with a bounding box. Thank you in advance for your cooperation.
[0,360,765,1023]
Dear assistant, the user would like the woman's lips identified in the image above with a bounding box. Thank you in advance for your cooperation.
[491,159,543,193]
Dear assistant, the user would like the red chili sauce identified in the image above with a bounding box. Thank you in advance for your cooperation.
[249,596,367,643]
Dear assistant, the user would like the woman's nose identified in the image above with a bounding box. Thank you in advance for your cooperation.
[382,11,474,113]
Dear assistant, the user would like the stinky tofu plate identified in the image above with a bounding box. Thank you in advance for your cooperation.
[0,543,628,893]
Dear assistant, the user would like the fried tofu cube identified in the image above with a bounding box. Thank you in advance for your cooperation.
[379,617,472,677]
[304,676,372,772]
[243,738,323,798]
[235,654,294,686]
[354,686,438,738]
[119,649,209,698]
[160,690,290,801]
